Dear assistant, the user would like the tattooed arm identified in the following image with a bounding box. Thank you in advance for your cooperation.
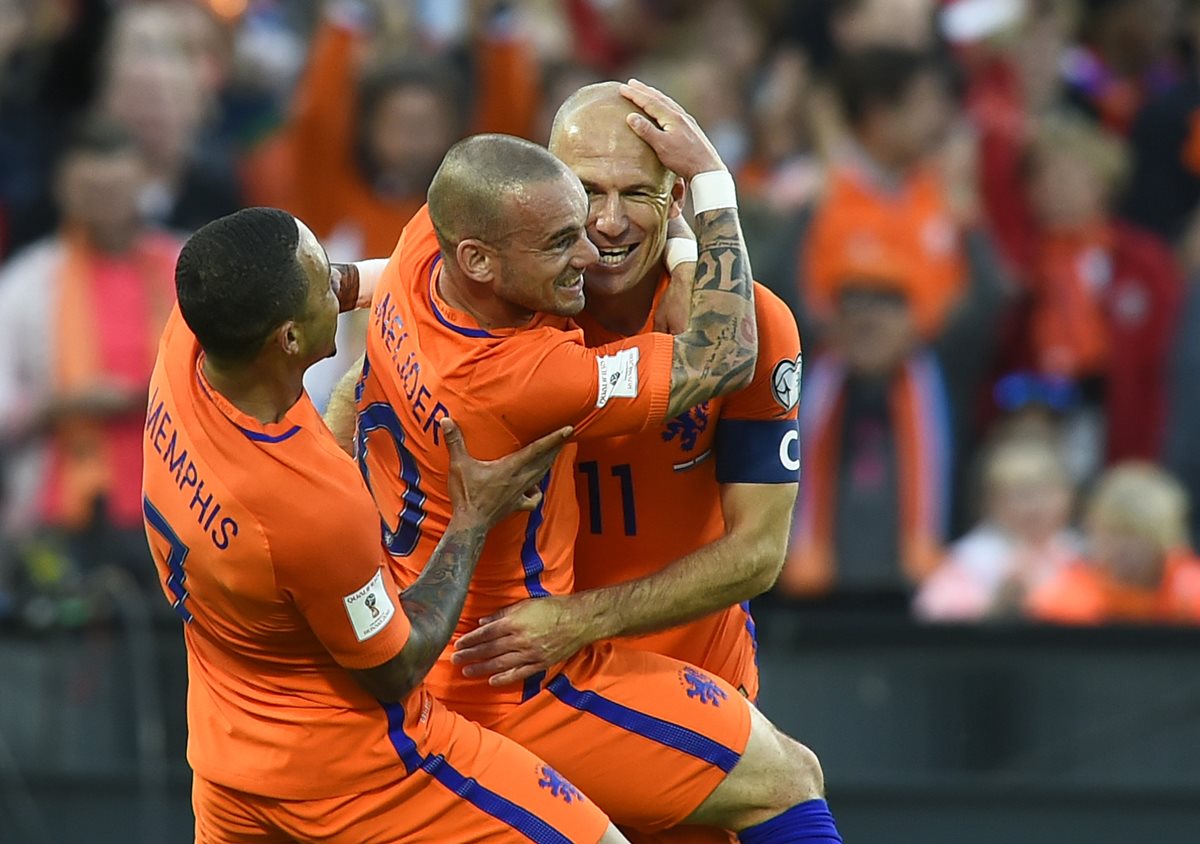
[350,419,571,702]
[620,80,757,420]
[665,206,756,417]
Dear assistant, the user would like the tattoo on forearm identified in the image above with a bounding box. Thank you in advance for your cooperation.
[396,525,487,681]
[668,208,757,416]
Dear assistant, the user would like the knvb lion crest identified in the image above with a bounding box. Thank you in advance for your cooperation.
[681,666,727,707]
[538,765,585,803]
[662,402,710,452]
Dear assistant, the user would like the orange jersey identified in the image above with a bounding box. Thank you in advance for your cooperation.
[572,276,802,699]
[142,307,428,800]
[804,163,965,338]
[357,206,676,723]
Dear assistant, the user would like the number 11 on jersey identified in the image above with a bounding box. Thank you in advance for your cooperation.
[577,461,637,536]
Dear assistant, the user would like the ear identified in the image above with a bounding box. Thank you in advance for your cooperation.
[276,321,301,356]
[456,239,495,284]
[668,175,686,220]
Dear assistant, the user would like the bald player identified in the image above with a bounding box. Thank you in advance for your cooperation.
[452,81,803,844]
[348,81,841,843]
[143,208,626,843]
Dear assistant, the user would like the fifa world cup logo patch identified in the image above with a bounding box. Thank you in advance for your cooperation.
[680,666,728,707]
[538,765,585,803]
[365,593,380,619]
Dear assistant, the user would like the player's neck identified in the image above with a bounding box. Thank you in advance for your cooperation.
[202,355,305,425]
[436,262,534,330]
[583,270,659,337]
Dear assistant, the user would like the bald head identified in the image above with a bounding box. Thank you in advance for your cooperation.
[428,133,575,249]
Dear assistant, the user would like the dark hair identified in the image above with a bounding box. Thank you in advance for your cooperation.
[59,115,138,164]
[175,208,309,362]
[356,59,467,175]
[834,47,946,128]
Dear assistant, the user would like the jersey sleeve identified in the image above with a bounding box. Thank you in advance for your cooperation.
[269,474,411,670]
[494,328,675,443]
[715,285,802,484]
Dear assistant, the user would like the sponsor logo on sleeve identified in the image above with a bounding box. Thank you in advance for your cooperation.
[595,346,640,408]
[771,354,802,411]
[343,568,395,642]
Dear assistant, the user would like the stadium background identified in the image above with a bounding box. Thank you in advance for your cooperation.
[2,0,1200,841]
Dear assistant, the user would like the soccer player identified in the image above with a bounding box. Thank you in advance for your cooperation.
[451,81,802,843]
[143,208,626,843]
[352,81,841,842]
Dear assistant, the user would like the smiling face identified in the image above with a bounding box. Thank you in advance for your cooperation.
[486,173,600,318]
[550,99,683,300]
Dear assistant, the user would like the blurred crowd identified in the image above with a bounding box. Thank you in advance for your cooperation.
[2,0,1200,628]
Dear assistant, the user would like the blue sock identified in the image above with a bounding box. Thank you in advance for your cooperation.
[738,798,843,844]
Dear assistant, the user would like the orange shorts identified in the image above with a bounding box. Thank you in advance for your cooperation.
[193,704,610,844]
[481,642,753,834]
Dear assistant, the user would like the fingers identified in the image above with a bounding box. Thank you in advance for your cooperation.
[440,417,466,461]
[489,664,544,687]
[512,488,544,513]
[454,617,515,651]
[461,651,535,680]
[518,425,574,463]
[506,425,572,484]
[619,78,684,125]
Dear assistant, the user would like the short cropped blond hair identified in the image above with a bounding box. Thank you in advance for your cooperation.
[1086,463,1190,553]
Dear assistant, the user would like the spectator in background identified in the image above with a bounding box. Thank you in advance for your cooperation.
[263,5,468,409]
[1062,0,1181,135]
[1122,0,1200,244]
[0,119,178,597]
[778,270,952,603]
[100,3,243,234]
[1028,463,1200,624]
[803,47,965,342]
[795,46,1008,528]
[915,436,1079,622]
[1022,111,1182,469]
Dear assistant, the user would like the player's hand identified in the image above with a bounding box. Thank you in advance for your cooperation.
[620,78,725,179]
[451,596,591,686]
[442,419,572,529]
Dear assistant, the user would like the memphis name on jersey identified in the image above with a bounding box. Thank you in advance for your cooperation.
[145,388,240,550]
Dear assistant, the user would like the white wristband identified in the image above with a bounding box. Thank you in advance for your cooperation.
[689,170,737,215]
[664,237,698,271]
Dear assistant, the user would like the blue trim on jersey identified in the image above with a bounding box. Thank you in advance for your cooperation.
[236,424,302,443]
[740,600,760,703]
[428,255,496,339]
[382,702,576,843]
[522,670,547,703]
[714,417,799,484]
[194,368,303,444]
[545,675,741,773]
[381,700,422,775]
[520,474,552,599]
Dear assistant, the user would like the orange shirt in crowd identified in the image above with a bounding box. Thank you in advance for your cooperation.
[1026,550,1200,625]
[804,162,965,337]
[142,308,426,799]
[572,273,802,700]
[245,20,540,260]
[355,207,677,725]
